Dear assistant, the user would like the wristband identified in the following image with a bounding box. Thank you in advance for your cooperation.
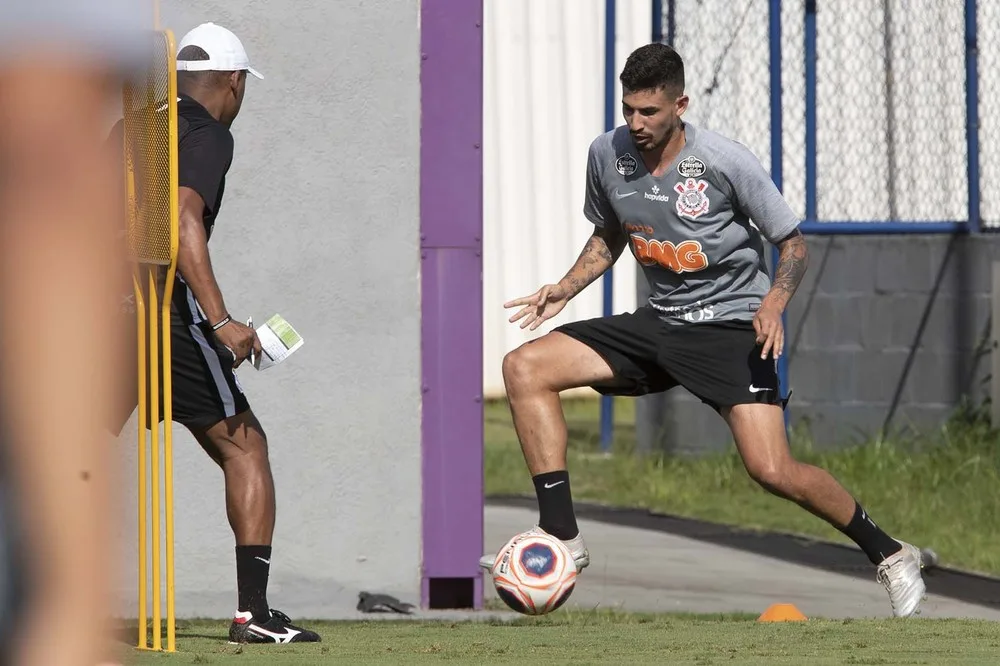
[211,315,232,331]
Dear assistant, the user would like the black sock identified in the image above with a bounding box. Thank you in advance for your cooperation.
[838,502,901,565]
[236,545,272,620]
[533,471,579,540]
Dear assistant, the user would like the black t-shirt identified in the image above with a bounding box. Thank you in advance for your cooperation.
[109,94,233,239]
[177,94,234,241]
[172,95,235,324]
[110,95,235,325]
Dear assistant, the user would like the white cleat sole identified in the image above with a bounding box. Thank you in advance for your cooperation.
[878,541,927,618]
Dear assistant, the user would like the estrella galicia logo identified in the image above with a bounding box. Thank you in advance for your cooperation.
[615,153,638,176]
[520,544,555,577]
[678,155,706,178]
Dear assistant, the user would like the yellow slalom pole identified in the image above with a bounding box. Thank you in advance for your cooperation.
[162,29,179,651]
[137,49,165,650]
[148,268,161,652]
[134,271,148,650]
[163,284,176,653]
[126,103,150,648]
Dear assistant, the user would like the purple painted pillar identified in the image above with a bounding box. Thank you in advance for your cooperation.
[420,0,484,609]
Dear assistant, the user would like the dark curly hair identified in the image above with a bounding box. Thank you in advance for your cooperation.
[619,43,685,95]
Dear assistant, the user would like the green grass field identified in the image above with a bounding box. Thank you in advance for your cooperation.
[124,396,999,663]
[485,397,1000,575]
[127,611,1000,665]
[124,400,1000,666]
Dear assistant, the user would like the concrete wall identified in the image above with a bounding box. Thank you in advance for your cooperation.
[637,235,996,454]
[785,235,991,444]
[116,0,423,619]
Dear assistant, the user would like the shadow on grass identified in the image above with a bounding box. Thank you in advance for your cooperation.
[115,621,227,647]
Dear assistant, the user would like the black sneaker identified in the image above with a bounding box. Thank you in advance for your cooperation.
[228,609,321,644]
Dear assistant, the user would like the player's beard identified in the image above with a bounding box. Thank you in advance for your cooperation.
[644,120,683,154]
[637,130,668,154]
[631,130,657,153]
[641,137,663,154]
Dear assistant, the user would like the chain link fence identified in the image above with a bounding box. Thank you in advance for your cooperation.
[813,0,966,223]
[668,0,779,205]
[661,0,991,229]
[979,1,1000,228]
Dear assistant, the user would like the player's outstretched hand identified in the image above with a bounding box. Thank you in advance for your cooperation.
[505,283,570,331]
[214,320,263,368]
[753,303,784,360]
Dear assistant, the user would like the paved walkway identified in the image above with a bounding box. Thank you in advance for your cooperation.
[484,505,1000,621]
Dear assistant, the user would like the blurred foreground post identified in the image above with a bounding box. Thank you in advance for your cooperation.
[0,3,147,663]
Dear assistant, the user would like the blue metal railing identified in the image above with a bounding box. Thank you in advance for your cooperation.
[599,0,617,453]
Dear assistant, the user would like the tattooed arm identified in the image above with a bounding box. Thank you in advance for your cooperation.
[557,223,628,298]
[505,223,627,331]
[752,229,808,359]
[761,228,809,312]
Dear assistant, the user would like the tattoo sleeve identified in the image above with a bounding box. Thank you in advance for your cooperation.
[763,228,809,311]
[558,224,628,299]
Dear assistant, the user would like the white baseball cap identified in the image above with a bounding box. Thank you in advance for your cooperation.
[176,22,263,80]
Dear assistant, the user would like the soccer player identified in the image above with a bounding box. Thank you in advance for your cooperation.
[113,23,319,643]
[480,43,926,618]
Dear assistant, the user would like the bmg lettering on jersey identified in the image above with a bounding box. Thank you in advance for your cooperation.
[631,236,708,274]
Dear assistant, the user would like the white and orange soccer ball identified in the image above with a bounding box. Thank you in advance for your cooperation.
[489,531,577,615]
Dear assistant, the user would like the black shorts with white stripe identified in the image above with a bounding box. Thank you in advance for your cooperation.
[156,273,251,430]
[108,273,251,434]
[554,306,787,411]
[168,320,251,430]
[108,317,252,435]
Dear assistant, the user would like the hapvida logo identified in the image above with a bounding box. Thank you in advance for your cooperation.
[644,184,669,203]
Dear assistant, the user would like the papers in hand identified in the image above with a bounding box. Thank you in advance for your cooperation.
[251,313,304,370]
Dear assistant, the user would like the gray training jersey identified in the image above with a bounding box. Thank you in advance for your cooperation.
[584,123,800,325]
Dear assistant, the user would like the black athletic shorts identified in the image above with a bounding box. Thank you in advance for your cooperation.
[113,319,251,433]
[168,321,252,429]
[554,307,786,411]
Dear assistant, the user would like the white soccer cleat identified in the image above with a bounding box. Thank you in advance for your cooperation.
[877,541,926,618]
[479,526,590,573]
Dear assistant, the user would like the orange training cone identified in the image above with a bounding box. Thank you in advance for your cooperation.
[757,603,808,622]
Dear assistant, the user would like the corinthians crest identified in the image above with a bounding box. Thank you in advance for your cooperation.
[674,178,710,219]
